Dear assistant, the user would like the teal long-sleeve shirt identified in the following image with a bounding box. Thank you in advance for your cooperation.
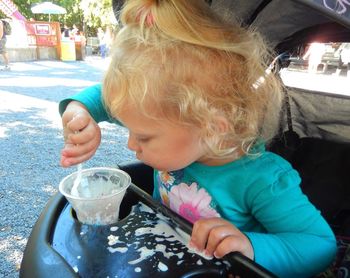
[59,84,111,122]
[59,84,337,277]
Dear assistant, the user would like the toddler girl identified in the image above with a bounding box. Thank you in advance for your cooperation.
[60,0,336,276]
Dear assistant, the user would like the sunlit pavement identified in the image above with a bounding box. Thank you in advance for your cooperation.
[1,55,111,85]
[280,68,350,96]
[0,56,111,89]
[0,56,112,133]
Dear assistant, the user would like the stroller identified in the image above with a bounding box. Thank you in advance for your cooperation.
[20,0,350,277]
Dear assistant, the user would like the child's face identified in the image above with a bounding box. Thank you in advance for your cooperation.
[118,106,207,171]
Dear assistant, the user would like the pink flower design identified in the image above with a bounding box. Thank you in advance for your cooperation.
[168,182,220,223]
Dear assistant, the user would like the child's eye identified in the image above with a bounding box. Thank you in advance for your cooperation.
[137,137,151,143]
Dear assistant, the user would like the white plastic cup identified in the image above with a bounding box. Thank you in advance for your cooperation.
[59,167,131,225]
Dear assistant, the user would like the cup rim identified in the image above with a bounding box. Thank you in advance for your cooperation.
[58,167,131,201]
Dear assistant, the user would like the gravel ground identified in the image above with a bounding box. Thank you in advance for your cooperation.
[0,57,135,278]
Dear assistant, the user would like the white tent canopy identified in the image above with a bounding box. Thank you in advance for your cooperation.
[31,2,66,21]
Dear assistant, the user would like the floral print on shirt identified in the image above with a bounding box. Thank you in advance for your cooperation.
[157,170,220,223]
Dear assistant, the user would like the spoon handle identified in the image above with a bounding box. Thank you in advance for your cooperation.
[71,163,82,196]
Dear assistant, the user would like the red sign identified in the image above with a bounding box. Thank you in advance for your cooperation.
[35,24,51,35]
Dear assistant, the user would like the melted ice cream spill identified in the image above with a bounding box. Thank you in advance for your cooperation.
[107,246,128,254]
[128,246,155,265]
[158,261,168,272]
[110,226,118,232]
[187,246,213,260]
[68,201,231,276]
[107,235,121,245]
[104,202,218,272]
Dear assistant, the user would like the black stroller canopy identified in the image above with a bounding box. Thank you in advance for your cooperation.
[212,0,350,43]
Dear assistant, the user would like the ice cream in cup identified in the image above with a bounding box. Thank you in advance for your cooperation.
[59,167,131,225]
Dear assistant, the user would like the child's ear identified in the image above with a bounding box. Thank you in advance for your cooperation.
[214,115,230,134]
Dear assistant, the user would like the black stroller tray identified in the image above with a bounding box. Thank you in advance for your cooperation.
[20,182,275,278]
[51,184,232,277]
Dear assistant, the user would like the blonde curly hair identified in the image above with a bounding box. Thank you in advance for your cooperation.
[103,0,282,158]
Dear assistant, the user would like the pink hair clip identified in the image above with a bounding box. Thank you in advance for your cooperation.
[145,11,155,26]
[136,6,155,27]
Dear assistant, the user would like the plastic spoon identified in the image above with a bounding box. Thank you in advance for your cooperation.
[70,126,89,197]
[71,163,91,198]
[71,163,83,197]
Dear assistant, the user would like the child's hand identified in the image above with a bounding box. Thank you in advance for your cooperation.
[60,101,101,167]
[189,217,254,260]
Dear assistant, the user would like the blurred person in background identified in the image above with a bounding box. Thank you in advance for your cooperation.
[97,27,107,58]
[335,43,350,77]
[62,24,70,39]
[0,18,10,71]
[97,26,112,58]
[303,42,326,73]
[71,24,79,37]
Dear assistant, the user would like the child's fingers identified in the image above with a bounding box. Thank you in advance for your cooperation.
[216,233,254,260]
[190,218,226,252]
[61,101,90,130]
[61,148,97,167]
[191,218,254,260]
[60,155,73,168]
[213,235,244,258]
[61,109,75,127]
[204,225,236,257]
[62,138,99,157]
[66,111,91,132]
[67,122,101,145]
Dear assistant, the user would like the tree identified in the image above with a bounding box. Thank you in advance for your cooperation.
[80,0,117,36]
[3,0,117,36]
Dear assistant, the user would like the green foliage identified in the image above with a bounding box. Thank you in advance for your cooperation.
[3,0,118,36]
[79,0,117,36]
